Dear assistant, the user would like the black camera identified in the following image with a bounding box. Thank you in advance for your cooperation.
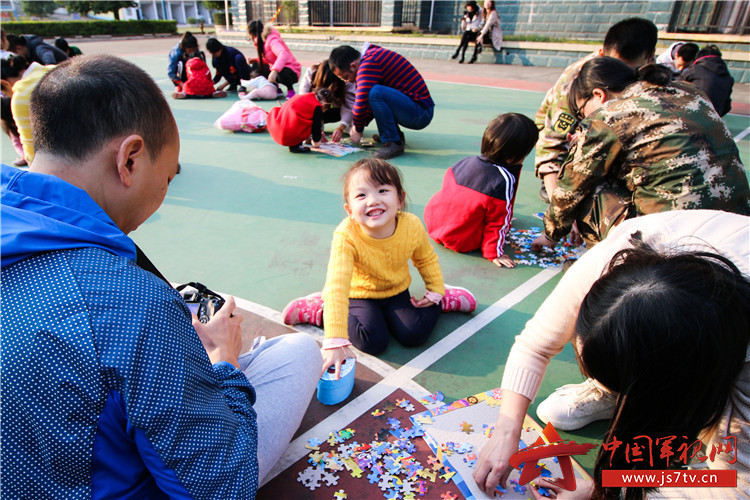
[177,282,225,324]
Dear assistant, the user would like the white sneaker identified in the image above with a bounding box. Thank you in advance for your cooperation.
[536,378,616,431]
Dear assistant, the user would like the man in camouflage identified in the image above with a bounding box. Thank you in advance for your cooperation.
[535,18,658,203]
[542,79,750,247]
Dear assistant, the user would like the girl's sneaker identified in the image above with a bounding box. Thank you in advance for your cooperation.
[282,292,323,326]
[441,285,477,313]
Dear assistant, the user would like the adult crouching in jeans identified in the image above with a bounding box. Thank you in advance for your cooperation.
[329,44,434,160]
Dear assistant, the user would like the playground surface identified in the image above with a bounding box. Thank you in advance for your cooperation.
[2,35,749,496]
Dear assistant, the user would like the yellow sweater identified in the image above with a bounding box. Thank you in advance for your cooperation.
[322,212,445,340]
[11,63,54,164]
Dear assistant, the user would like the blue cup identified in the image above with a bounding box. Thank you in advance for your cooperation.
[316,358,356,405]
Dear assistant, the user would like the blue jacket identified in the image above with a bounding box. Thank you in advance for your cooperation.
[1,165,259,499]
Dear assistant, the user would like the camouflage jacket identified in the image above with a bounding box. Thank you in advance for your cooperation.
[544,80,750,242]
[534,53,597,178]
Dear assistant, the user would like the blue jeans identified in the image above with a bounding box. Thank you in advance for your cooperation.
[368,85,434,143]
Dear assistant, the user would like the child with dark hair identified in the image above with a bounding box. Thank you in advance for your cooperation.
[656,41,698,73]
[424,113,538,268]
[299,60,356,142]
[281,158,477,379]
[7,34,68,65]
[678,44,734,116]
[205,37,250,92]
[266,87,335,153]
[166,32,206,91]
[171,57,227,99]
[54,37,82,57]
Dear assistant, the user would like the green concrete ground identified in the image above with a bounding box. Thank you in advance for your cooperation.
[2,37,749,477]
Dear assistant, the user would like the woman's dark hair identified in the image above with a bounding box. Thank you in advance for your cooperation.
[697,44,722,59]
[179,31,198,51]
[311,60,345,107]
[248,20,266,68]
[342,158,407,209]
[481,113,538,165]
[483,0,495,16]
[1,54,28,80]
[205,37,224,53]
[465,1,479,18]
[576,243,750,500]
[568,57,673,120]
[31,55,175,163]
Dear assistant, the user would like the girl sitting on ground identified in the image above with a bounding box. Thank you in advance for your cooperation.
[266,87,334,153]
[282,159,477,378]
[299,60,355,143]
[172,57,227,99]
[424,113,538,268]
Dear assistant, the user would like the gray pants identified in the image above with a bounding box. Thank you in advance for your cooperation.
[238,333,322,481]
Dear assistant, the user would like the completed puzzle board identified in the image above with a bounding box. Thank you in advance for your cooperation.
[411,389,591,500]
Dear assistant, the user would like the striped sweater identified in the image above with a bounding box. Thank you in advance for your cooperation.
[322,212,444,340]
[352,44,434,132]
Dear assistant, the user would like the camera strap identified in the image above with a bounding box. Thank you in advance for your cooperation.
[135,244,172,287]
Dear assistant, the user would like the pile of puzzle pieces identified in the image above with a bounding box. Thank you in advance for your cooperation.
[290,392,462,499]
[506,225,585,268]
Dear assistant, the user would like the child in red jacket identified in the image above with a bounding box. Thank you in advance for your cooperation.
[266,87,333,153]
[172,57,227,99]
[424,113,538,267]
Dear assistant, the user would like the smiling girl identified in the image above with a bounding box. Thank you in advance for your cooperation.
[282,159,476,377]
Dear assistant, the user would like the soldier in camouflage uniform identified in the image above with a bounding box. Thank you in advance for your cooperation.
[537,58,750,248]
[535,18,658,203]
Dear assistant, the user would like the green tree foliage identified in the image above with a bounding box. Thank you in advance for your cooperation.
[20,1,57,18]
[64,1,94,17]
[90,1,137,21]
[202,1,226,11]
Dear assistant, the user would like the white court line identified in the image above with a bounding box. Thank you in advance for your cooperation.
[735,125,750,142]
[262,266,561,483]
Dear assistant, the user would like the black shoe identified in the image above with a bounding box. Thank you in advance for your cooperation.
[539,184,550,204]
[468,56,477,64]
[372,130,405,144]
[289,144,310,153]
[451,50,459,60]
[373,141,405,160]
[458,58,465,64]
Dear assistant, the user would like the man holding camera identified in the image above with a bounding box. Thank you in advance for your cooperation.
[1,55,320,499]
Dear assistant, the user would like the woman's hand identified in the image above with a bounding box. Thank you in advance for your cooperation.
[349,126,362,144]
[530,477,594,499]
[473,390,530,495]
[321,345,356,380]
[567,222,584,247]
[493,255,515,268]
[268,69,279,84]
